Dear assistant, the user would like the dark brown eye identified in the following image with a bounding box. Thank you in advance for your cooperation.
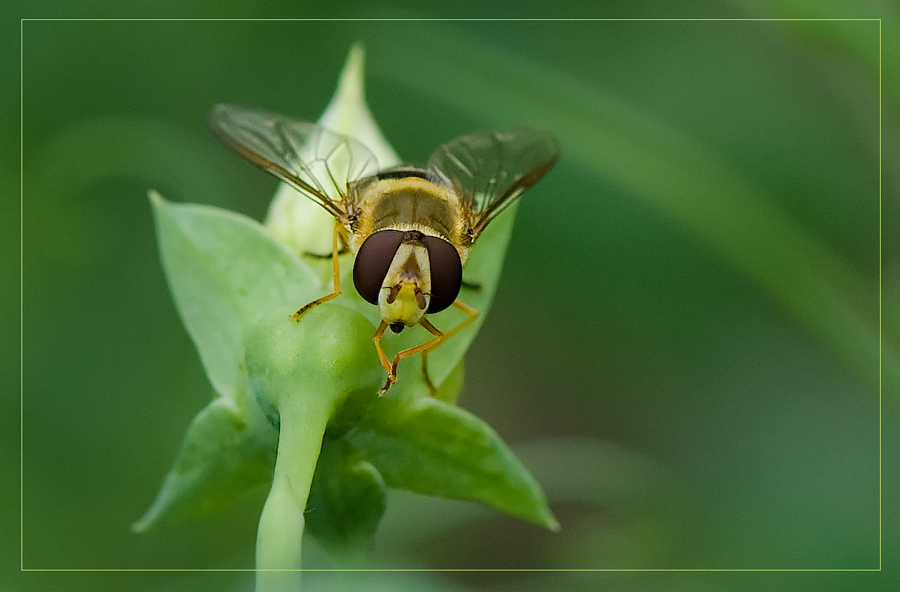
[423,236,462,313]
[353,230,404,305]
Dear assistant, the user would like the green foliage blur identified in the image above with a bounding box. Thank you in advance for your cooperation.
[9,4,897,592]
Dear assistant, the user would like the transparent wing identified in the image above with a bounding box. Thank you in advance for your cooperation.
[426,128,560,239]
[208,104,381,220]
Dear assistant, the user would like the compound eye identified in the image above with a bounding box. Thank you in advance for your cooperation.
[423,236,462,313]
[353,230,404,305]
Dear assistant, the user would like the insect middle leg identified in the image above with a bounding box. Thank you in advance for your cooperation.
[373,300,479,395]
[291,222,348,321]
[303,232,350,259]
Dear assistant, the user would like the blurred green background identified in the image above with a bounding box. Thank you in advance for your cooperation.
[7,4,898,592]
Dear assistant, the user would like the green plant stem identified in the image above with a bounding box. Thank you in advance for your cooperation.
[255,385,331,591]
[246,306,383,590]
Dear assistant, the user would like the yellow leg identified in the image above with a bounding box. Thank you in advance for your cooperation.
[373,320,392,377]
[291,222,346,321]
[374,300,479,395]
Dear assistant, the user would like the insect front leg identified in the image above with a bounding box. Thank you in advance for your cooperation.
[372,321,396,394]
[375,300,480,396]
[291,222,347,321]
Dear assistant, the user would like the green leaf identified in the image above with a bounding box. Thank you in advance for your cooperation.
[139,194,322,529]
[306,440,387,566]
[150,191,320,401]
[345,394,559,531]
[132,394,277,532]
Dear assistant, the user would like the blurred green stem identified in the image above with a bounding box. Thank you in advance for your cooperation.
[255,390,329,591]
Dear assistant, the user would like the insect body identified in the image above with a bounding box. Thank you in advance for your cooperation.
[208,104,559,394]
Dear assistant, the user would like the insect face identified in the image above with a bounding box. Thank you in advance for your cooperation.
[353,229,462,332]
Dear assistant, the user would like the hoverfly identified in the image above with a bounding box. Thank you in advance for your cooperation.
[208,104,559,394]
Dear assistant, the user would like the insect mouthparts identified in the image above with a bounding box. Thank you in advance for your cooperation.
[389,322,405,334]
